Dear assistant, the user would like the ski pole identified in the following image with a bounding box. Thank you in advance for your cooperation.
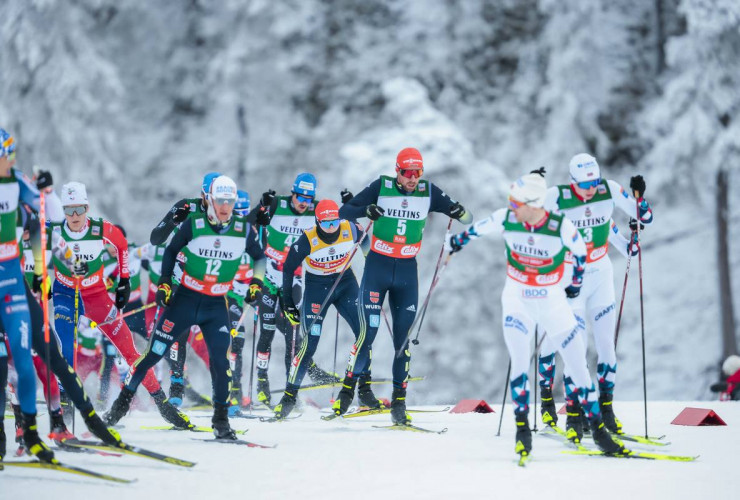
[72,278,80,434]
[613,228,635,349]
[533,327,538,432]
[634,192,649,439]
[303,221,373,336]
[247,306,258,414]
[38,186,53,429]
[90,302,157,329]
[496,360,511,437]
[331,310,339,400]
[409,252,452,346]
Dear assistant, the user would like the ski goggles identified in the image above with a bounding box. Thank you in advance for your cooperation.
[294,194,314,204]
[212,197,236,206]
[63,205,88,216]
[508,197,524,210]
[399,168,423,179]
[318,219,340,230]
[575,178,600,190]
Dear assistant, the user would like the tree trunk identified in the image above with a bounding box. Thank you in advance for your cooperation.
[655,0,666,74]
[717,168,737,360]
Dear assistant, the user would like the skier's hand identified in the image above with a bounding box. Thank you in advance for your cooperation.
[115,277,131,310]
[365,204,385,221]
[628,218,644,232]
[629,175,646,199]
[446,233,463,254]
[260,189,276,208]
[35,170,54,190]
[340,189,353,204]
[72,259,89,277]
[247,278,262,304]
[282,303,300,326]
[565,283,582,299]
[32,274,52,298]
[172,205,190,224]
[448,202,466,220]
[156,278,173,307]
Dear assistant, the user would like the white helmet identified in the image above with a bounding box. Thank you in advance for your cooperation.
[206,175,238,226]
[509,172,547,208]
[61,182,88,206]
[569,153,600,184]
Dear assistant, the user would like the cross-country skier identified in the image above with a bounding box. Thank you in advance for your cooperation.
[251,173,338,406]
[447,169,626,459]
[273,199,379,419]
[337,147,471,424]
[104,175,266,439]
[537,154,653,439]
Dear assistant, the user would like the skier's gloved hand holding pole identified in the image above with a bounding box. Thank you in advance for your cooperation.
[156,277,173,308]
[246,278,262,305]
[35,169,54,190]
[365,204,384,221]
[340,189,353,204]
[115,277,131,310]
[448,201,467,220]
[171,205,190,224]
[282,302,300,326]
[564,255,586,299]
[255,190,276,226]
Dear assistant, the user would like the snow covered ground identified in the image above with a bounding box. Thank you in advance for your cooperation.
[2,400,738,499]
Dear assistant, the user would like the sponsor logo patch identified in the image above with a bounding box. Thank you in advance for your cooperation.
[311,324,321,336]
[311,303,321,314]
[369,314,380,328]
[504,315,528,334]
[195,219,205,229]
[162,319,174,333]
[369,291,380,304]
[152,340,167,356]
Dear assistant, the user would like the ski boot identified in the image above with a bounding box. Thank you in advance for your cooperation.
[152,389,193,429]
[390,387,411,425]
[12,404,25,454]
[48,408,75,442]
[256,376,271,407]
[515,412,532,457]
[0,420,6,461]
[307,362,340,385]
[599,393,623,434]
[168,377,185,407]
[331,376,358,417]
[565,400,584,444]
[22,413,57,463]
[83,409,123,447]
[539,386,558,427]
[59,390,73,426]
[273,390,298,420]
[104,387,135,426]
[590,418,628,455]
[357,375,384,409]
[212,403,237,440]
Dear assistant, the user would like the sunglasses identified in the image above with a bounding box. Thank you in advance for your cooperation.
[64,206,88,216]
[508,197,524,210]
[295,194,314,204]
[399,168,423,179]
[319,219,340,230]
[212,197,236,206]
[576,179,600,190]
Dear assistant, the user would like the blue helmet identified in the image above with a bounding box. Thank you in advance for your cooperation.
[292,172,317,197]
[235,189,250,215]
[0,128,16,157]
[201,172,221,196]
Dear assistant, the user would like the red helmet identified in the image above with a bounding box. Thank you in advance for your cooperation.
[396,147,423,170]
[315,199,339,222]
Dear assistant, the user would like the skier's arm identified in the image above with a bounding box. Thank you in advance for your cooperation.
[350,221,371,255]
[102,221,130,278]
[607,179,653,225]
[607,219,639,259]
[150,198,191,245]
[543,186,561,214]
[561,218,587,290]
[245,225,266,284]
[160,222,193,282]
[429,183,473,224]
[338,179,381,220]
[282,234,311,309]
[447,208,507,252]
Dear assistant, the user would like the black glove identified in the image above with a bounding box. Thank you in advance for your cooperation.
[565,283,582,299]
[172,205,190,224]
[260,189,276,208]
[448,235,464,253]
[448,202,466,220]
[255,206,272,226]
[156,278,173,308]
[366,204,385,221]
[630,175,646,198]
[340,189,353,204]
[35,170,54,190]
[32,275,51,299]
[115,277,131,310]
[247,278,262,304]
[282,302,300,326]
[628,218,644,232]
[71,260,89,277]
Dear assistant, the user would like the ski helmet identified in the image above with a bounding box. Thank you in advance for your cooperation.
[235,189,250,216]
[509,172,547,208]
[207,175,238,226]
[568,153,600,184]
[202,172,222,196]
[0,128,16,157]
[292,173,317,198]
[396,147,423,170]
[315,199,339,222]
[61,182,89,206]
